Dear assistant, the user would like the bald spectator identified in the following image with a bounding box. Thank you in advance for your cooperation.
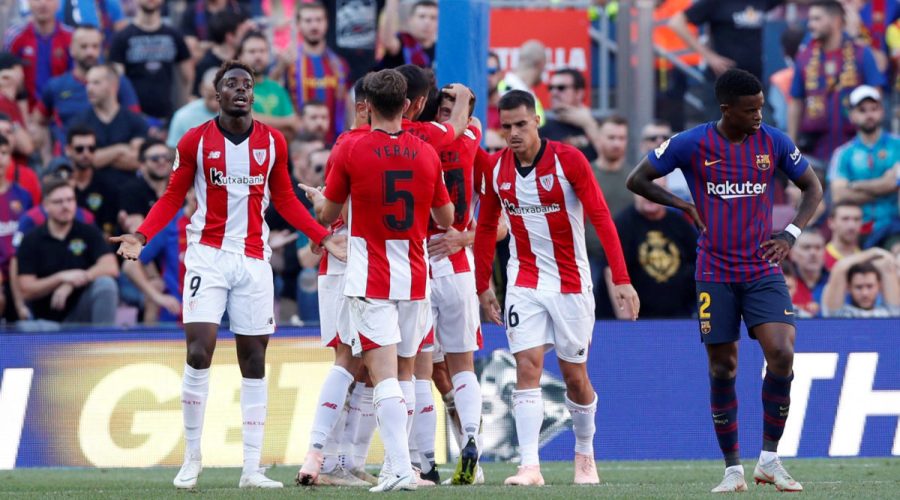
[379,0,438,69]
[498,39,547,125]
[167,68,219,148]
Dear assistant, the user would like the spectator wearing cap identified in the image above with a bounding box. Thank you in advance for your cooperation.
[788,1,886,167]
[822,247,900,317]
[14,177,119,324]
[0,133,32,322]
[3,0,73,107]
[828,85,900,240]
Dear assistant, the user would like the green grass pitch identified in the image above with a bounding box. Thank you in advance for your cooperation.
[1,459,898,498]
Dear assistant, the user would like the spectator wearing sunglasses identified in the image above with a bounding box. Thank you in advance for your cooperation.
[540,68,600,162]
[486,51,504,131]
[638,119,691,203]
[63,124,122,238]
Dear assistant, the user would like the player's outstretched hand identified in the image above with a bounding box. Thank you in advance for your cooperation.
[478,289,502,325]
[614,284,640,321]
[109,234,144,261]
[684,204,707,233]
[323,234,348,262]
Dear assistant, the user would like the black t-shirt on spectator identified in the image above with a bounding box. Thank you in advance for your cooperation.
[16,221,111,321]
[193,50,224,96]
[684,0,783,80]
[73,106,147,184]
[326,0,386,81]
[610,206,698,318]
[119,175,158,217]
[377,33,435,70]
[540,119,598,163]
[180,1,250,41]
[76,168,123,237]
[109,24,191,119]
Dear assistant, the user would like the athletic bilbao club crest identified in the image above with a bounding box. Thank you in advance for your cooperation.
[253,149,267,165]
[755,154,771,170]
[701,321,712,334]
[539,174,555,191]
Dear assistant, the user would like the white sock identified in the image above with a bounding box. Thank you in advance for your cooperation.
[182,364,209,459]
[309,366,354,452]
[759,450,778,464]
[340,383,365,470]
[241,377,268,475]
[512,388,543,467]
[726,464,745,475]
[374,379,412,478]
[322,406,348,473]
[399,380,416,438]
[414,379,436,472]
[451,371,482,443]
[565,392,597,455]
[353,386,377,469]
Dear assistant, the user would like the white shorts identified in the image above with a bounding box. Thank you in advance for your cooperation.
[182,244,274,336]
[431,336,444,363]
[504,286,595,363]
[346,297,432,358]
[318,274,350,348]
[431,271,482,355]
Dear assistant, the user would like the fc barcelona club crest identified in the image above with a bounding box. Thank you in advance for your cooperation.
[700,321,712,334]
[253,148,267,165]
[539,174,554,191]
[755,154,771,170]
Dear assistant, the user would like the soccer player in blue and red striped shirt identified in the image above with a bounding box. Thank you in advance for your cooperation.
[627,69,823,493]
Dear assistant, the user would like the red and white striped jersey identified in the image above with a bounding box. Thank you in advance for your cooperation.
[474,140,630,294]
[323,129,451,300]
[138,119,328,260]
[428,125,481,278]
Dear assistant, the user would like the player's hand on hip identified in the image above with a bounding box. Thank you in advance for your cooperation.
[109,234,144,261]
[684,204,707,233]
[323,234,348,262]
[760,234,793,264]
[614,283,640,321]
[478,289,502,325]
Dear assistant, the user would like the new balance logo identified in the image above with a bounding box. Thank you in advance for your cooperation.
[499,182,511,191]
[321,402,338,410]
[209,168,265,186]
[420,405,434,414]
[207,151,221,159]
[706,181,767,199]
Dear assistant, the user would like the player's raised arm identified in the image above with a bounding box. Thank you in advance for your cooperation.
[443,83,474,140]
[627,157,706,233]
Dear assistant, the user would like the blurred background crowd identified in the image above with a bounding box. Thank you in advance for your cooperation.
[0,0,898,329]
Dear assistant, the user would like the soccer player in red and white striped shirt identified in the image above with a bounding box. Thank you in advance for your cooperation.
[112,61,346,490]
[312,69,456,492]
[473,90,640,486]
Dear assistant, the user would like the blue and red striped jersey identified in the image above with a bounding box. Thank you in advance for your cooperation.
[4,21,73,108]
[285,47,348,144]
[648,122,809,283]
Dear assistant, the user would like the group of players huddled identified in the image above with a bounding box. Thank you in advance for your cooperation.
[114,58,822,493]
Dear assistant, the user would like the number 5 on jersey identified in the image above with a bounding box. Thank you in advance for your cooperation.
[383,170,414,231]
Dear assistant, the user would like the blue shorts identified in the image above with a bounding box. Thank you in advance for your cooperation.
[696,274,795,344]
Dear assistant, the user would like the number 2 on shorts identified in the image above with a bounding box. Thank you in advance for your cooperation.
[698,292,711,319]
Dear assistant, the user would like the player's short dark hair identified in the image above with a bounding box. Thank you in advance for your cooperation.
[810,0,845,20]
[139,138,168,162]
[41,177,72,200]
[353,77,368,103]
[498,90,535,113]
[66,123,96,144]
[363,69,408,118]
[847,261,880,283]
[395,64,432,101]
[553,68,585,90]
[208,11,243,45]
[781,25,806,60]
[600,114,627,128]
[214,60,254,90]
[715,69,763,105]
[237,30,268,60]
[412,0,438,14]
[829,200,863,218]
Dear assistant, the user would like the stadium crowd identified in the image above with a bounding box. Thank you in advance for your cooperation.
[1,0,899,328]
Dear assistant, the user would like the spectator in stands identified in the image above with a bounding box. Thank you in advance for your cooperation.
[3,0,73,107]
[118,139,171,234]
[324,0,386,82]
[769,25,806,132]
[841,0,899,72]
[0,113,40,204]
[237,31,300,140]
[281,1,348,143]
[300,101,331,143]
[56,0,128,42]
[110,0,193,124]
[38,25,142,149]
[594,115,631,218]
[498,40,546,125]
[64,124,121,237]
[15,178,119,324]
[888,15,900,95]
[73,64,147,180]
[0,54,35,159]
[604,177,696,319]
[167,68,218,149]
[0,134,32,322]
[379,0,437,69]
[484,128,506,154]
[486,51,503,131]
[192,11,245,97]
[638,119,691,203]
[789,229,828,316]
[668,0,780,84]
[789,1,886,168]
[180,0,250,61]
[825,202,863,271]
[653,0,701,132]
[781,261,815,318]
[541,68,601,163]
[829,85,900,239]
[822,247,900,317]
[294,147,330,323]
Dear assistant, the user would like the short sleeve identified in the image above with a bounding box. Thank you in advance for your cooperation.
[130,112,149,138]
[789,60,805,98]
[830,145,851,182]
[861,47,888,88]
[15,231,39,275]
[646,132,688,176]
[179,9,197,38]
[83,224,112,262]
[118,76,141,112]
[684,0,715,25]
[773,129,809,181]
[40,81,55,116]
[108,30,126,63]
[174,30,191,63]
